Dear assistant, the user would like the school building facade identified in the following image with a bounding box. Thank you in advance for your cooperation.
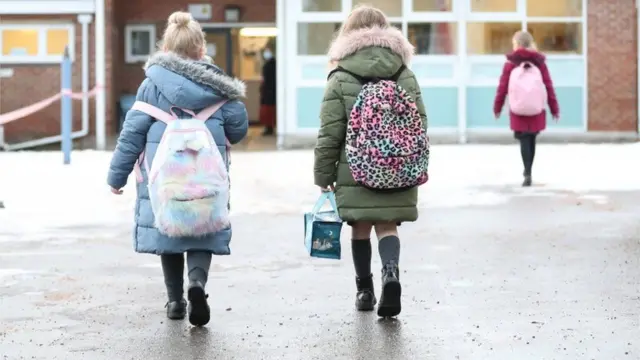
[0,0,637,150]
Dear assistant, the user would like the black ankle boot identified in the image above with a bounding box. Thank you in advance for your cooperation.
[187,281,210,326]
[377,261,402,317]
[355,274,377,311]
[522,175,532,187]
[166,299,187,320]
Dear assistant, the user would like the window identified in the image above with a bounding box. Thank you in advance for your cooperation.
[413,0,453,12]
[47,29,71,56]
[528,22,582,54]
[466,1,584,56]
[471,0,517,12]
[297,23,341,55]
[125,24,156,63]
[353,0,402,17]
[409,23,457,55]
[302,0,341,12]
[0,24,74,63]
[467,22,522,54]
[527,0,582,17]
[2,29,38,56]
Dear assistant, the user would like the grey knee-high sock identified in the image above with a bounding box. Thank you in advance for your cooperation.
[160,254,184,302]
[378,235,400,266]
[187,251,212,285]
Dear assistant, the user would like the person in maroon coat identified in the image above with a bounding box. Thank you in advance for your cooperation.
[494,31,559,186]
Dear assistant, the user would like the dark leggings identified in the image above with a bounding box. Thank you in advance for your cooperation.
[518,132,537,176]
[160,251,212,302]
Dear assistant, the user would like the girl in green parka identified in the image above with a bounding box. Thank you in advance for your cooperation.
[314,5,428,317]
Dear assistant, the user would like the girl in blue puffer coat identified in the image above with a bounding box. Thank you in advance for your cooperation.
[107,11,248,326]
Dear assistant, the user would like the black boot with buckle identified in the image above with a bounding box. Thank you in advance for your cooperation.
[187,280,211,326]
[166,299,187,320]
[377,261,402,318]
[355,274,376,311]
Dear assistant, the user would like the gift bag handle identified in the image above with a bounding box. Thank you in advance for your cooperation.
[312,192,338,216]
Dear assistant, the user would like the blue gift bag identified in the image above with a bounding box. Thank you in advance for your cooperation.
[304,192,342,259]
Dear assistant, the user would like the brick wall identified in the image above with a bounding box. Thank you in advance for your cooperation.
[0,12,116,144]
[115,0,276,96]
[0,1,273,145]
[0,15,91,143]
[587,0,638,131]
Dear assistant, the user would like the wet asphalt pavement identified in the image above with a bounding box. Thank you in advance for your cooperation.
[1,189,639,360]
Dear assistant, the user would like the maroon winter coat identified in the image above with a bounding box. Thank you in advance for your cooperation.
[493,48,560,133]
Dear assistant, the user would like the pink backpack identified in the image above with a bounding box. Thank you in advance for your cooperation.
[508,61,547,116]
[132,101,231,237]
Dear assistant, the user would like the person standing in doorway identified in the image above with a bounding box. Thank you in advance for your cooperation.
[494,30,559,187]
[259,38,277,136]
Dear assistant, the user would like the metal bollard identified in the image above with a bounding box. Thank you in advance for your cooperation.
[61,46,72,165]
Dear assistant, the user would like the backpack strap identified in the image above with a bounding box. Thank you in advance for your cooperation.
[328,66,366,83]
[131,101,176,123]
[327,65,407,84]
[194,100,229,121]
[130,101,178,183]
[389,65,407,81]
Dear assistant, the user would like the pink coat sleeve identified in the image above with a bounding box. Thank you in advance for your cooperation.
[493,61,515,115]
[538,62,560,116]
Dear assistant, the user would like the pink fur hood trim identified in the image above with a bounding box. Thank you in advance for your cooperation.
[328,26,415,64]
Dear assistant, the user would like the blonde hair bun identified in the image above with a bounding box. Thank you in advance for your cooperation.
[162,11,205,59]
[168,12,193,27]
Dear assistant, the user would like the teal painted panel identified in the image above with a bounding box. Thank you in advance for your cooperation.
[547,86,584,128]
[297,87,459,129]
[297,87,324,128]
[466,86,508,128]
[545,59,584,86]
[466,86,584,128]
[421,87,458,127]
[412,63,455,79]
[468,63,503,83]
[302,63,329,81]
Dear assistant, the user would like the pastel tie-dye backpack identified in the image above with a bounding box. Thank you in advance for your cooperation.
[328,65,429,192]
[132,101,230,237]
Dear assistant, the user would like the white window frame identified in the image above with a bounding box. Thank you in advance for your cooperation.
[0,23,75,64]
[462,0,588,134]
[125,24,156,64]
[286,0,588,136]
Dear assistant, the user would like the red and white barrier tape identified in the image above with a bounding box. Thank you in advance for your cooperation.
[0,85,104,126]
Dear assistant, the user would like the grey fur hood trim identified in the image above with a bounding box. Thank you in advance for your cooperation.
[328,26,415,64]
[144,52,246,99]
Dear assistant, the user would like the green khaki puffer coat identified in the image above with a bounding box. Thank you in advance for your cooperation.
[313,26,428,223]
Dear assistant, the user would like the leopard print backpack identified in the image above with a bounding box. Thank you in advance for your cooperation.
[328,65,430,192]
